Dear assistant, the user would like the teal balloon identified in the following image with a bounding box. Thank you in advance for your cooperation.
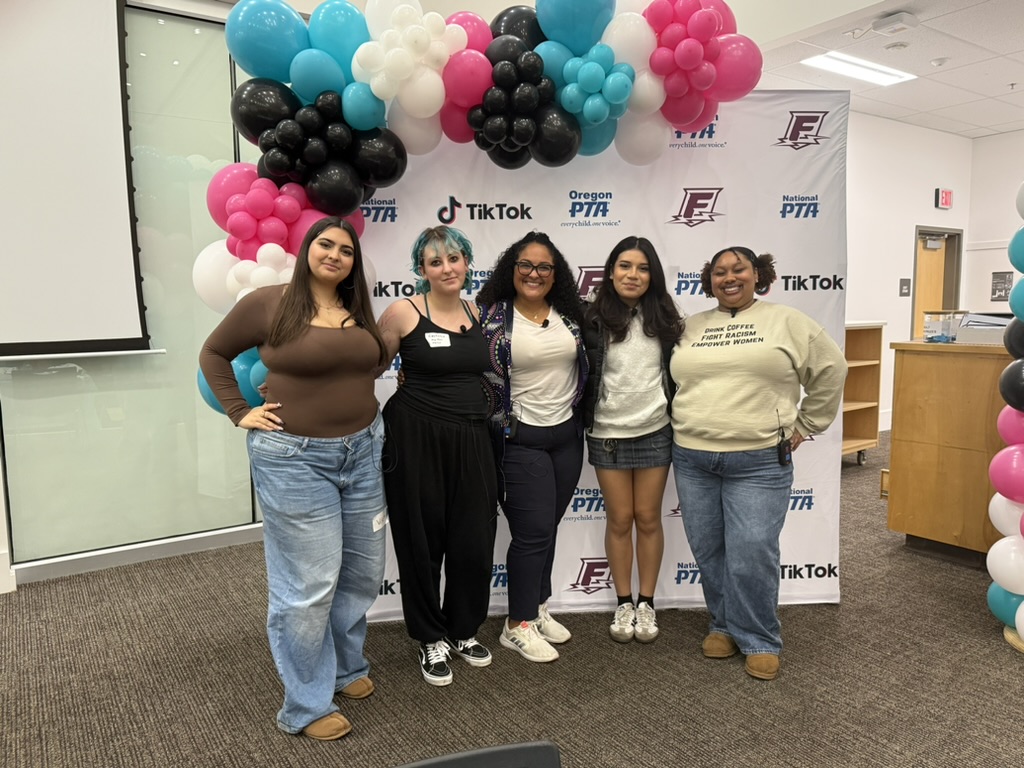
[342,82,385,131]
[1008,226,1024,273]
[562,57,585,86]
[1010,279,1024,321]
[987,581,1024,627]
[579,118,617,156]
[607,99,628,120]
[197,369,226,415]
[535,40,574,89]
[577,61,606,94]
[559,83,586,114]
[290,49,347,105]
[232,349,265,407]
[536,0,615,57]
[249,359,269,393]
[610,62,636,83]
[586,43,615,72]
[226,0,310,82]
[308,0,369,85]
[581,93,610,125]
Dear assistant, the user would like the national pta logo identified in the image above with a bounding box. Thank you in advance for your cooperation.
[774,111,830,150]
[669,188,724,227]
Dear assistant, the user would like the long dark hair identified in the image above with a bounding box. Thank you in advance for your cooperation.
[699,246,778,297]
[267,216,387,364]
[475,231,582,325]
[586,236,683,346]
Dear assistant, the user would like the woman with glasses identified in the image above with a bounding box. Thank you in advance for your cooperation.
[581,236,684,644]
[476,231,588,664]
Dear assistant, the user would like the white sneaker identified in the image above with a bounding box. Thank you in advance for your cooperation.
[610,602,635,643]
[535,602,571,644]
[634,602,659,643]
[500,620,559,662]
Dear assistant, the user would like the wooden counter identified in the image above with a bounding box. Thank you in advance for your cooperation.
[887,341,1009,555]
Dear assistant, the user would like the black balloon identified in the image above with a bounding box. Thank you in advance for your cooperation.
[325,122,353,154]
[258,129,278,153]
[486,34,529,65]
[257,154,287,183]
[230,78,302,144]
[362,184,377,204]
[511,116,536,146]
[493,60,519,90]
[302,137,329,166]
[314,91,343,122]
[483,115,510,144]
[295,106,325,136]
[528,105,582,167]
[263,147,294,175]
[536,76,556,105]
[490,6,547,49]
[488,144,532,170]
[348,129,408,188]
[467,106,488,131]
[1001,358,1024,410]
[516,51,545,84]
[474,132,497,151]
[511,83,540,114]
[275,119,305,151]
[305,160,364,216]
[1005,318,1024,359]
[483,86,511,115]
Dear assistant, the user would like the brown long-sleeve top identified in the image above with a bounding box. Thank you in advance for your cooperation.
[199,285,380,438]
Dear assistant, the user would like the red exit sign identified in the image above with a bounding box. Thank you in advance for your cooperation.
[934,188,953,209]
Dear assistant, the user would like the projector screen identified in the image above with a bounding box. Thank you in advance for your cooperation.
[1,0,149,357]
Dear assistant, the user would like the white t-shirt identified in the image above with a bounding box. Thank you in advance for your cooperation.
[509,308,578,427]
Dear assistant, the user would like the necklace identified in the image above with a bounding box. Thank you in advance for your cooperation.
[514,301,548,323]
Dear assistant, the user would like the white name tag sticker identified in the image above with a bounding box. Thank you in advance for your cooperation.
[425,332,451,348]
[373,509,388,532]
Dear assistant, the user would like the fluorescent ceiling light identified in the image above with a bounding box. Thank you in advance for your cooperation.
[801,51,916,86]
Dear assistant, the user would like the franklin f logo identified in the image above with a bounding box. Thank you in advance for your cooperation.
[568,558,613,594]
[577,267,604,299]
[670,188,723,227]
[775,111,829,150]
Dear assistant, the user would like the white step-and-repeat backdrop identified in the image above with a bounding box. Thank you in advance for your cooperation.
[364,90,849,618]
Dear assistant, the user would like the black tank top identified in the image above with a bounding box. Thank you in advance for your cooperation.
[392,299,488,419]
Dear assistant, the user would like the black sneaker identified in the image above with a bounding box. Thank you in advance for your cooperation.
[446,636,493,667]
[419,641,453,686]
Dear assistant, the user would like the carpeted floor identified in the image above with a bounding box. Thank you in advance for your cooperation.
[2,432,1021,767]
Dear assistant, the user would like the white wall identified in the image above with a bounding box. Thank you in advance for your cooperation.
[845,112,974,429]
[963,130,1024,312]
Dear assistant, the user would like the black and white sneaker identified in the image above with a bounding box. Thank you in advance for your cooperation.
[419,640,453,686]
[446,636,493,667]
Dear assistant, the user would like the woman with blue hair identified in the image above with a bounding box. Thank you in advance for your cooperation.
[378,226,498,687]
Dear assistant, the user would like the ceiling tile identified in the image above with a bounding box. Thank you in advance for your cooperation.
[898,111,979,133]
[931,97,1024,126]
[854,77,978,110]
[922,0,1024,55]
[849,94,918,119]
[929,56,1024,96]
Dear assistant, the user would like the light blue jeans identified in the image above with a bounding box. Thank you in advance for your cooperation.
[247,412,387,734]
[672,444,793,656]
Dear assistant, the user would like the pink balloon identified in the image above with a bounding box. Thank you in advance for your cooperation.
[644,0,674,32]
[663,70,691,98]
[273,195,302,224]
[206,163,258,230]
[287,208,332,255]
[700,0,738,34]
[250,178,280,195]
[440,99,475,143]
[703,37,721,62]
[446,11,493,53]
[688,60,717,90]
[661,90,705,126]
[649,47,677,77]
[225,193,248,217]
[279,183,309,209]
[226,235,240,257]
[226,211,258,240]
[990,445,1024,503]
[687,8,721,42]
[704,34,762,102]
[344,208,365,239]
[257,215,288,246]
[998,405,1024,445]
[671,97,718,133]
[674,0,702,23]
[237,237,261,262]
[244,188,275,219]
[442,49,494,109]
[674,38,704,70]
[660,22,687,50]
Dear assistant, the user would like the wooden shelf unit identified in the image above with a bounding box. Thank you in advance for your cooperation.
[842,323,884,464]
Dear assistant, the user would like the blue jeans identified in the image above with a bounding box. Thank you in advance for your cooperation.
[247,412,387,734]
[672,444,793,655]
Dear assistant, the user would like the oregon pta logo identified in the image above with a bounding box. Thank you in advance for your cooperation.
[775,111,829,150]
[577,266,604,299]
[669,188,724,227]
[567,557,613,594]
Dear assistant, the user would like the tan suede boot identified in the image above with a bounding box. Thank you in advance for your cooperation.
[744,654,780,680]
[302,712,352,741]
[702,632,739,658]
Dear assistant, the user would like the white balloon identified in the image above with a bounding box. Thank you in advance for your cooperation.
[249,265,281,288]
[422,12,447,39]
[387,100,442,155]
[441,24,468,56]
[286,254,297,267]
[987,535,1024,594]
[990,493,1024,538]
[629,69,667,115]
[390,3,422,30]
[363,256,378,289]
[278,266,294,284]
[380,29,402,51]
[236,287,256,303]
[1016,601,1024,639]
[365,0,423,40]
[424,40,451,70]
[397,66,445,119]
[615,111,670,165]
[192,240,238,315]
[615,0,651,11]
[1017,180,1024,220]
[402,25,431,57]
[256,243,288,270]
[384,46,415,80]
[601,12,657,71]
[371,71,401,101]
[227,259,259,296]
[355,41,385,74]
[351,57,371,84]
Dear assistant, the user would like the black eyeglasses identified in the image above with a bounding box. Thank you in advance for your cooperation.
[515,260,554,277]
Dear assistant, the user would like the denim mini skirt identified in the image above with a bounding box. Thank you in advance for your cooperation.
[586,423,672,470]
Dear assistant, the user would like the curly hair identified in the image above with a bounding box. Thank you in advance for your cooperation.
[698,246,778,297]
[409,225,474,294]
[585,236,683,346]
[475,231,583,325]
